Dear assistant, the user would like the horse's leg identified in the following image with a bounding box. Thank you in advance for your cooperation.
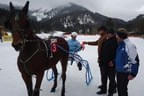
[32,72,44,96]
[60,57,68,96]
[21,73,33,96]
[51,66,58,92]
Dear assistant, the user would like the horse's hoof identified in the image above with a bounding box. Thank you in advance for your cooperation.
[50,88,56,93]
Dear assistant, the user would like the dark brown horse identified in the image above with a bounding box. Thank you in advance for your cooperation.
[5,1,69,96]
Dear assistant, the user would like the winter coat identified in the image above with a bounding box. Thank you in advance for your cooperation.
[100,36,118,67]
[115,39,139,77]
[87,35,107,58]
[68,39,81,53]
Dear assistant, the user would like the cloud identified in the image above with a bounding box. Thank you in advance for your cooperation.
[137,5,144,13]
[0,0,144,20]
[0,0,103,10]
[96,0,144,20]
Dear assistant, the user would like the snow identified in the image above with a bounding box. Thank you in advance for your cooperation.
[77,14,95,25]
[32,3,76,22]
[0,35,143,96]
[32,9,48,21]
[36,31,66,39]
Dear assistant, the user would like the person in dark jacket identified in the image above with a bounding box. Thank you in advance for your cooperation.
[83,26,108,89]
[84,27,117,96]
[115,28,139,96]
[98,28,117,96]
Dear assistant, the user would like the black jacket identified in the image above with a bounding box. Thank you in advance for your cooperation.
[100,36,118,67]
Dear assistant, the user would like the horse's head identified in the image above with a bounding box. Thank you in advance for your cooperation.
[5,1,31,51]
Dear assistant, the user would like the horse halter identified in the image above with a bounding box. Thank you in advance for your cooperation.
[11,14,30,51]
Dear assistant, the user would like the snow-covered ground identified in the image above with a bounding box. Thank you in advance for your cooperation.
[0,35,143,96]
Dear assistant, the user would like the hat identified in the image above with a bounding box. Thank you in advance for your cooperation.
[108,28,115,34]
[71,32,78,37]
[116,28,128,39]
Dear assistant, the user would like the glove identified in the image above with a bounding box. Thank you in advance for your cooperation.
[83,42,88,44]
[81,42,85,50]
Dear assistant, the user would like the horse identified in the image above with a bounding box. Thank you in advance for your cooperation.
[4,1,69,96]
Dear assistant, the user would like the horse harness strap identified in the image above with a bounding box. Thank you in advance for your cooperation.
[40,40,53,58]
[20,40,49,62]
[20,48,40,64]
[19,38,60,75]
[19,39,52,75]
[19,48,39,75]
[41,39,58,58]
[42,40,49,57]
[20,39,54,65]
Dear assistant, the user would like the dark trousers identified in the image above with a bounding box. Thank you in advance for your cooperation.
[117,72,129,96]
[100,66,116,93]
[0,37,2,42]
[100,66,107,90]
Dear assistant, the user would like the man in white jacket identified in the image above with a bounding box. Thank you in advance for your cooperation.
[115,28,139,96]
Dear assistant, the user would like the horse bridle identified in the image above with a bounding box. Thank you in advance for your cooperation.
[11,29,27,51]
[11,17,32,51]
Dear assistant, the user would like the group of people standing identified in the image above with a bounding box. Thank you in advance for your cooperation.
[83,26,140,96]
[67,26,139,96]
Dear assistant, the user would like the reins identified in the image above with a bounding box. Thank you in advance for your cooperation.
[46,45,93,86]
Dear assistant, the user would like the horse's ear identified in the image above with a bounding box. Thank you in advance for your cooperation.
[22,1,29,15]
[9,2,15,13]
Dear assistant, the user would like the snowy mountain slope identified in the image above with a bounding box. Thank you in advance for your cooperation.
[39,3,97,33]
[32,3,89,21]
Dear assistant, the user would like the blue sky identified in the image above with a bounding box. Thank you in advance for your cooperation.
[0,0,144,21]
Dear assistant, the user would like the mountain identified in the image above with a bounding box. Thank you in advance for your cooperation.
[39,3,127,34]
[45,3,89,20]
[0,2,143,34]
[0,3,9,10]
[93,13,126,29]
[126,14,144,34]
[32,3,90,21]
[39,3,97,33]
[0,4,9,26]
